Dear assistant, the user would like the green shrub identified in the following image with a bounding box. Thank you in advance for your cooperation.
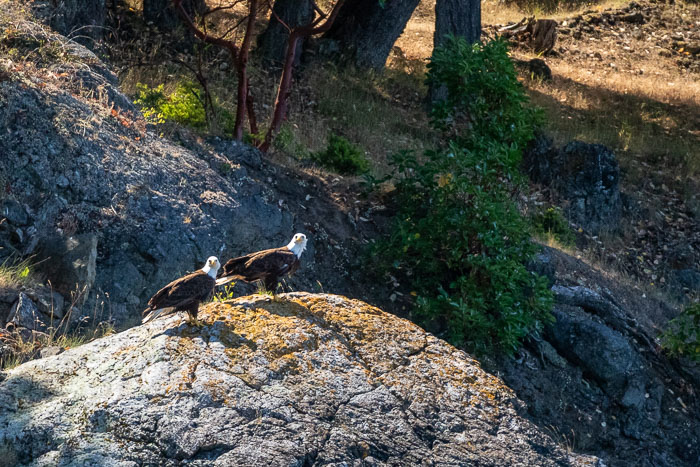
[428,36,543,152]
[662,303,700,362]
[134,81,207,129]
[530,207,576,247]
[312,134,370,175]
[376,37,553,354]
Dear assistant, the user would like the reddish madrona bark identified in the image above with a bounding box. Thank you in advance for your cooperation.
[172,0,345,151]
[259,0,345,152]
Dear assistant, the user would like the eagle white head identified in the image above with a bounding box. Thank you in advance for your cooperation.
[201,256,221,278]
[286,233,308,259]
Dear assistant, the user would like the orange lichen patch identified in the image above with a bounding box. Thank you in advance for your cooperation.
[202,379,229,404]
[268,354,301,376]
[284,294,429,374]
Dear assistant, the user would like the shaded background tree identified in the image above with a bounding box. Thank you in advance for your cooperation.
[322,0,420,71]
[144,0,206,31]
[257,0,314,68]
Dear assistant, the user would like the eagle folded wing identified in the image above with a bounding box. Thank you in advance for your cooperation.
[146,272,214,311]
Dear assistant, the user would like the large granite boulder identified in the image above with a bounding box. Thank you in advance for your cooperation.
[0,293,600,465]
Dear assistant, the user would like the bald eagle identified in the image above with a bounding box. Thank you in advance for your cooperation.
[216,233,307,291]
[142,256,221,326]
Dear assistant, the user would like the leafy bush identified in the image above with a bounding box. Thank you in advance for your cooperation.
[428,36,543,151]
[376,37,553,354]
[312,133,370,175]
[134,81,207,129]
[531,207,576,247]
[661,303,700,362]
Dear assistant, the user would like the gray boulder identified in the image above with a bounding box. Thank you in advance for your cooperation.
[0,293,600,466]
[7,293,44,332]
[36,234,97,301]
[547,304,642,394]
[523,136,621,234]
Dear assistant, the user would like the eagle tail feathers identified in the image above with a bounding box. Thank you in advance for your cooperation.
[142,307,168,324]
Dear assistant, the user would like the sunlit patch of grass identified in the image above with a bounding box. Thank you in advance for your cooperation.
[256,286,274,297]
[0,256,34,288]
[520,64,700,193]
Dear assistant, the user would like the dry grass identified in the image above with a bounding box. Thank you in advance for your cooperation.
[523,64,700,178]
[279,64,433,173]
[1,287,116,370]
[0,256,34,289]
[1,322,115,370]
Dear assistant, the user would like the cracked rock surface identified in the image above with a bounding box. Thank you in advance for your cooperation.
[0,293,599,466]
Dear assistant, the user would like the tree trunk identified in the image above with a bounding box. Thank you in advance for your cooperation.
[434,0,481,48]
[322,0,420,71]
[257,0,314,69]
[429,0,481,104]
[144,0,205,31]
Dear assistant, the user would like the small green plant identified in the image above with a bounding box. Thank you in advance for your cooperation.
[219,162,233,176]
[134,81,206,129]
[661,303,700,362]
[214,284,236,302]
[312,134,370,175]
[531,207,576,247]
[0,256,34,288]
[376,37,553,354]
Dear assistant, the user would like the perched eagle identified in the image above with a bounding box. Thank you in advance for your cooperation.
[216,233,308,291]
[142,256,221,326]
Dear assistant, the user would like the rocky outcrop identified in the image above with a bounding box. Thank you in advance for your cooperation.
[493,247,700,467]
[0,293,600,465]
[0,9,303,326]
[523,135,621,234]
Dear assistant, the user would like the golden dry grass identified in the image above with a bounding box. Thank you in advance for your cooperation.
[396,0,700,184]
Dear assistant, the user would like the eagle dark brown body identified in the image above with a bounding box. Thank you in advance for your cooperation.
[218,234,307,291]
[142,257,220,325]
